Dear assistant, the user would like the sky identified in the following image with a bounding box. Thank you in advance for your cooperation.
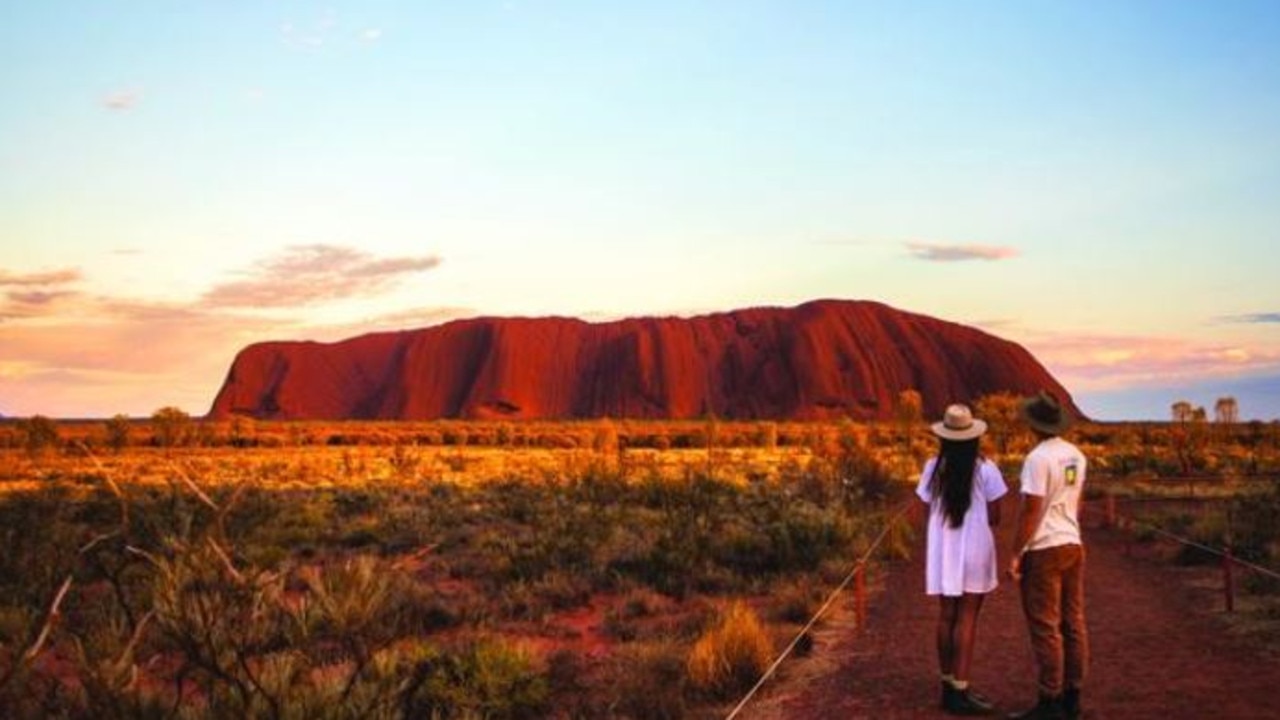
[2,1,1279,421]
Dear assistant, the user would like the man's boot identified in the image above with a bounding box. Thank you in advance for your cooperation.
[1062,687,1081,720]
[1006,694,1064,720]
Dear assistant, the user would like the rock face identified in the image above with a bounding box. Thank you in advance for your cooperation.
[208,299,1081,421]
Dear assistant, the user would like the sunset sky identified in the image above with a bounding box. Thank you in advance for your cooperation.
[3,1,1279,420]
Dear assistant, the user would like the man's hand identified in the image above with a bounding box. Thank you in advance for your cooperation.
[1006,555,1022,581]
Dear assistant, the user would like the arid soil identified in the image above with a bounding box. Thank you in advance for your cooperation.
[741,496,1280,719]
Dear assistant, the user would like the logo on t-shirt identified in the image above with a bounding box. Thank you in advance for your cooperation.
[1065,464,1079,486]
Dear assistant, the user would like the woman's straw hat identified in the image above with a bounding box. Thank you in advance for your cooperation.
[930,404,988,441]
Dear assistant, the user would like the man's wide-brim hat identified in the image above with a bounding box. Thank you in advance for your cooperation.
[1021,390,1072,435]
[931,404,988,441]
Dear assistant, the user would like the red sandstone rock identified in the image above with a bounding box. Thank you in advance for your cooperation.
[208,299,1081,421]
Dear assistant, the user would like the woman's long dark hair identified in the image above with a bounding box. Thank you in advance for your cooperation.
[928,438,980,528]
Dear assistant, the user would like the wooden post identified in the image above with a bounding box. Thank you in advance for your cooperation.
[1223,548,1236,613]
[1106,493,1117,528]
[854,564,867,628]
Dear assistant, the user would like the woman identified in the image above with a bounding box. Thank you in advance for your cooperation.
[916,404,1008,716]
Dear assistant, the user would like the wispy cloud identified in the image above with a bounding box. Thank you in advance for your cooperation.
[0,268,82,286]
[1011,328,1280,393]
[360,28,383,44]
[281,10,338,50]
[0,270,84,321]
[1217,312,1280,324]
[202,244,442,308]
[0,301,294,416]
[906,242,1019,262]
[101,89,141,111]
[7,290,77,307]
[0,249,453,415]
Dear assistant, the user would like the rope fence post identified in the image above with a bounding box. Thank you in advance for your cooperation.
[1223,548,1236,613]
[854,564,867,628]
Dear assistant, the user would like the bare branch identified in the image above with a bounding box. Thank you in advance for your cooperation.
[75,440,130,531]
[206,537,245,584]
[170,461,219,512]
[111,609,156,681]
[80,531,121,555]
[23,576,74,662]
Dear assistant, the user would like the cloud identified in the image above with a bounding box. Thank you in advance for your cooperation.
[360,28,383,43]
[201,244,442,308]
[281,10,339,50]
[906,242,1019,262]
[0,297,297,416]
[7,290,78,307]
[1217,312,1280,324]
[0,268,82,286]
[101,89,140,111]
[0,271,84,321]
[1012,328,1280,393]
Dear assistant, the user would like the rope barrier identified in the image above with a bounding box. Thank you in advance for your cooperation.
[723,498,915,720]
[1109,508,1280,583]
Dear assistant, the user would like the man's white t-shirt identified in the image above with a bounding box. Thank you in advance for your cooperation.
[1020,437,1087,551]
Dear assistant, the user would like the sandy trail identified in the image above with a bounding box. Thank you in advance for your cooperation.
[740,495,1280,720]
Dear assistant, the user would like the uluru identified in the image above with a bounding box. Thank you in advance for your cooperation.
[208,299,1081,421]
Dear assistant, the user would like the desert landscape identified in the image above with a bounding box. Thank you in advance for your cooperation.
[3,374,1280,717]
[4,2,1280,718]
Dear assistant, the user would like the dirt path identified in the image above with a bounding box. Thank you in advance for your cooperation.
[740,495,1280,719]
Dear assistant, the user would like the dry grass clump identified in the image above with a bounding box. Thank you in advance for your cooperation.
[686,601,772,699]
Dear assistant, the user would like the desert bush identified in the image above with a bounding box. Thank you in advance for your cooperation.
[17,415,59,456]
[611,641,689,720]
[1231,484,1280,564]
[150,406,193,448]
[686,601,772,699]
[103,414,131,452]
[400,638,549,720]
[769,577,823,624]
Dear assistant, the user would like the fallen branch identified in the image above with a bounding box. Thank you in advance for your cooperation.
[23,576,74,662]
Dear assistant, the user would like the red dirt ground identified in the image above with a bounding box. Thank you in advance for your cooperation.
[739,495,1280,719]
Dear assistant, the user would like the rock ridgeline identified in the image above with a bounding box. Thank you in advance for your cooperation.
[208,299,1081,421]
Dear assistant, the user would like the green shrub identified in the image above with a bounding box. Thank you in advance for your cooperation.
[402,638,549,720]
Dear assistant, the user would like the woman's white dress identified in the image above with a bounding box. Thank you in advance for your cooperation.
[916,458,1008,596]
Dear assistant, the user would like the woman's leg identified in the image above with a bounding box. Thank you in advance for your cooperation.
[952,592,986,682]
[937,596,960,676]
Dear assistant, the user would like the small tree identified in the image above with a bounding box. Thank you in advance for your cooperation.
[19,415,60,455]
[228,414,256,448]
[975,392,1022,456]
[1214,396,1239,424]
[1171,400,1193,423]
[151,406,192,448]
[104,414,131,452]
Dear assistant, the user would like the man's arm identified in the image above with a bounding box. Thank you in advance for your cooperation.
[1007,493,1045,580]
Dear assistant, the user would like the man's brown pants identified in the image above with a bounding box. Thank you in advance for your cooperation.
[1020,543,1087,696]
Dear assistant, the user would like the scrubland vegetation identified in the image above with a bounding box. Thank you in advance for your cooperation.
[0,414,909,719]
[1,402,1279,718]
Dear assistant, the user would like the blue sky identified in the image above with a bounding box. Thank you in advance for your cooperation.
[1,1,1278,419]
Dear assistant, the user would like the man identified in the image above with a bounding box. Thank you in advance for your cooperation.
[1007,391,1088,720]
